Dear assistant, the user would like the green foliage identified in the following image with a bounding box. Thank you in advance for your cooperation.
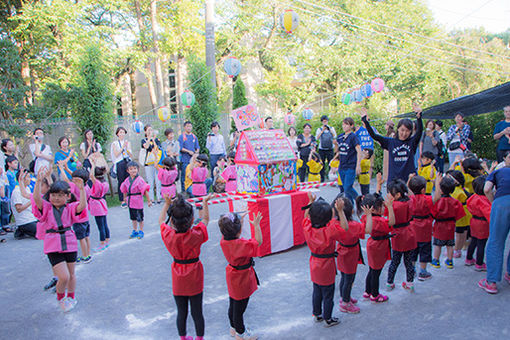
[231,78,249,132]
[71,45,114,146]
[186,57,218,152]
[466,111,501,160]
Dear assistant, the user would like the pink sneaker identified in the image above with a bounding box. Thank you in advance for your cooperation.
[402,281,415,292]
[339,301,360,314]
[474,263,487,272]
[350,297,358,304]
[504,273,510,285]
[464,258,475,266]
[453,250,462,258]
[362,292,370,300]
[370,294,389,303]
[478,279,498,294]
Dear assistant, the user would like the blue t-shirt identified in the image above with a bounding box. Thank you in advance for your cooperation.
[54,149,77,180]
[487,167,510,199]
[494,120,510,151]
[336,132,360,170]
[355,126,375,150]
[178,133,199,164]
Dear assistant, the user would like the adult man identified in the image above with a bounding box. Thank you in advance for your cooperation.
[315,115,336,182]
[28,128,53,175]
[206,122,226,177]
[493,105,510,163]
[11,171,37,239]
[265,117,274,129]
[178,121,199,192]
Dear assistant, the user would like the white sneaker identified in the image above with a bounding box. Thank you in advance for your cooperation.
[235,328,258,340]
[59,297,77,312]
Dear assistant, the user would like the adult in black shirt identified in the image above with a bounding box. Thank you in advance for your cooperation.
[296,123,316,182]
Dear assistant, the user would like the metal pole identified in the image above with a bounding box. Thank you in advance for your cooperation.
[205,0,216,90]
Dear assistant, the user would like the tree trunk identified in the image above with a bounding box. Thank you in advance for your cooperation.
[128,69,138,116]
[149,0,165,106]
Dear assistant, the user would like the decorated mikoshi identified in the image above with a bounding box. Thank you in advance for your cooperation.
[223,56,242,78]
[157,106,171,122]
[181,90,196,108]
[280,9,299,33]
[302,107,313,120]
[284,113,296,125]
[131,119,144,134]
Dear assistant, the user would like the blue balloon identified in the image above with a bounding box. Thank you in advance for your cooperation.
[302,108,313,120]
[360,83,372,98]
[224,57,242,77]
[353,90,363,103]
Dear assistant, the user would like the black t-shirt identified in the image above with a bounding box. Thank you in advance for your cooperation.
[336,132,360,170]
[296,134,316,159]
[141,138,161,153]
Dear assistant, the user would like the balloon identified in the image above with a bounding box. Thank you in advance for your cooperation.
[302,108,313,120]
[353,89,363,103]
[371,77,385,93]
[132,120,144,134]
[285,114,296,125]
[342,93,352,105]
[280,9,299,33]
[360,83,373,98]
[157,106,171,122]
[181,90,195,108]
[224,57,242,78]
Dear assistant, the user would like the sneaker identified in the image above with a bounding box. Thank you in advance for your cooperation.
[51,287,56,294]
[370,294,389,303]
[137,230,144,239]
[350,297,358,305]
[235,328,258,340]
[324,317,340,328]
[431,259,441,268]
[59,297,77,312]
[478,279,498,294]
[445,259,454,269]
[93,244,106,252]
[504,272,510,285]
[339,301,360,314]
[402,281,415,292]
[59,297,68,312]
[65,297,77,312]
[121,202,128,209]
[418,271,432,281]
[76,256,84,263]
[362,292,370,300]
[453,250,462,258]
[313,314,324,323]
[386,283,395,291]
[129,230,138,239]
[44,278,58,291]
[82,255,92,264]
[474,263,487,272]
[464,258,476,266]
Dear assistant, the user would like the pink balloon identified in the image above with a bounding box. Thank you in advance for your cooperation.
[371,77,385,93]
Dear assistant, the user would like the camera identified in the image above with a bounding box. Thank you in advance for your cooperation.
[208,132,214,137]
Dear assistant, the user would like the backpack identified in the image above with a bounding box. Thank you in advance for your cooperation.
[319,128,334,150]
[29,144,46,173]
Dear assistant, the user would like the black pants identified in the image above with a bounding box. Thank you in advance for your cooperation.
[497,149,509,163]
[339,272,356,303]
[94,215,110,242]
[14,221,37,239]
[360,184,370,195]
[387,250,415,284]
[298,156,309,182]
[174,293,204,337]
[228,297,249,335]
[318,149,334,182]
[116,160,129,202]
[467,236,488,265]
[365,267,382,297]
[312,283,334,320]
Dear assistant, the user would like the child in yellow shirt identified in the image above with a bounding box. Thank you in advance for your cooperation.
[329,153,343,191]
[358,148,373,195]
[418,151,436,195]
[446,169,472,259]
[307,151,323,183]
[296,158,303,183]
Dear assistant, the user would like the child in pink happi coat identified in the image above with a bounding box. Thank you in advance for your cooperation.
[158,156,179,199]
[32,166,88,312]
[190,154,210,197]
[221,151,237,193]
[120,161,152,239]
[89,163,110,251]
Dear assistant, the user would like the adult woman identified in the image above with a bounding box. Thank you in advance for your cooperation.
[361,104,423,183]
[54,137,77,180]
[493,105,510,163]
[420,120,440,161]
[335,117,362,203]
[296,123,316,182]
[287,127,298,153]
[479,151,510,294]
[140,124,162,204]
[110,127,132,206]
[80,130,102,171]
[447,113,471,165]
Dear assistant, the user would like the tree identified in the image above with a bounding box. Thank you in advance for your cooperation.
[231,77,248,132]
[72,45,114,146]
[186,57,218,152]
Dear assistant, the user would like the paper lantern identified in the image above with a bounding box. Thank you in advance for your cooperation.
[371,77,385,93]
[132,120,144,134]
[157,106,171,122]
[181,90,195,108]
[360,83,373,98]
[353,89,363,103]
[285,114,296,125]
[224,57,242,78]
[302,108,313,120]
[280,9,299,33]
[341,93,352,105]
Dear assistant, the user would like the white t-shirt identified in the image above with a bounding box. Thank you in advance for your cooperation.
[110,139,132,164]
[10,186,37,226]
[29,143,53,175]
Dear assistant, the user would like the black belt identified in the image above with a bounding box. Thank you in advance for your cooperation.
[436,217,456,222]
[173,257,199,264]
[162,183,175,187]
[360,172,369,175]
[372,234,392,241]
[393,222,410,229]
[90,195,105,200]
[193,181,204,184]
[309,172,320,175]
[412,214,431,219]
[472,215,487,221]
[311,252,337,258]
[127,193,141,196]
[425,193,432,196]
[338,240,364,265]
[228,178,236,181]
[230,258,259,285]
[46,227,72,234]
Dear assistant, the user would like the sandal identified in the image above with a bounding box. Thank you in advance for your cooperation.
[370,294,389,303]
[2,227,13,233]
[0,230,6,236]
[0,238,6,243]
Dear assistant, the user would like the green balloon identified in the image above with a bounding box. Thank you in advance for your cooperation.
[342,93,351,105]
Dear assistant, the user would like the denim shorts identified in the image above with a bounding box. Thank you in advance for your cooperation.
[72,222,90,240]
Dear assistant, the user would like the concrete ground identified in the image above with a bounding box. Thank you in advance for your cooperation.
[1,184,509,340]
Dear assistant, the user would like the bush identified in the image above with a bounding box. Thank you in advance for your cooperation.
[231,78,248,133]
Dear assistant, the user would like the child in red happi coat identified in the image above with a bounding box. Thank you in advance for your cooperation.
[160,194,212,340]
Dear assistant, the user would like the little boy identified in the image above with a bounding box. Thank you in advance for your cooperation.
[358,148,373,195]
[430,175,465,269]
[67,168,92,263]
[418,151,436,195]
[408,175,434,280]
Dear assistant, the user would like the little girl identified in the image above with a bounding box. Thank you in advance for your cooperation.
[89,164,110,251]
[158,157,179,199]
[385,179,417,292]
[221,152,237,192]
[307,151,323,183]
[219,210,262,339]
[212,156,227,193]
[31,166,88,312]
[447,169,472,258]
[120,161,152,239]
[160,194,212,340]
[332,194,364,314]
[329,153,344,192]
[191,154,209,197]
